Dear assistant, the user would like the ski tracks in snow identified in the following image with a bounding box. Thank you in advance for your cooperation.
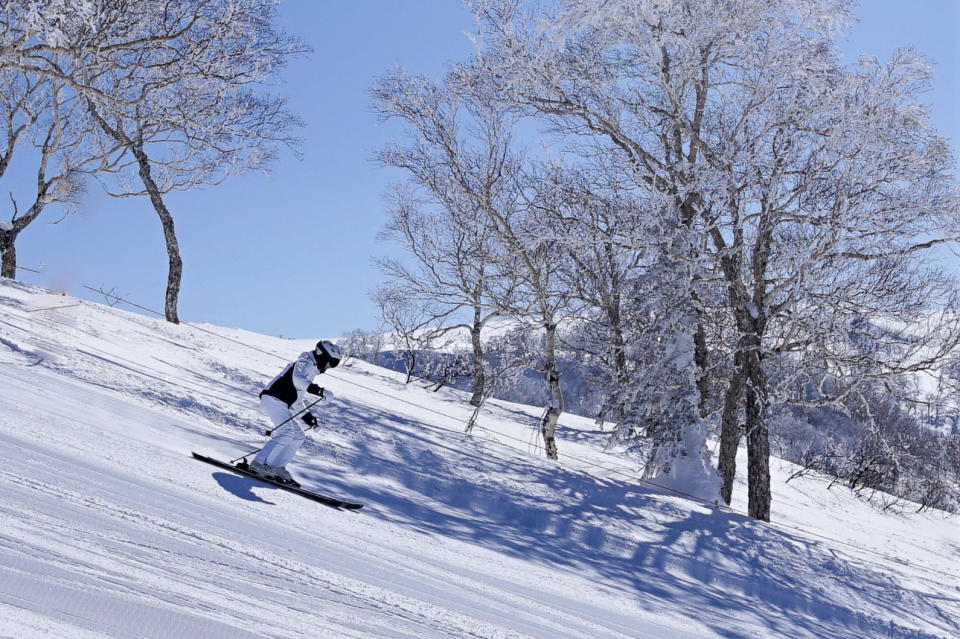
[0,389,655,638]
[0,432,521,638]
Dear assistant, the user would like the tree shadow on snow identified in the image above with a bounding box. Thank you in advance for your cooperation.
[294,398,958,639]
[628,508,959,638]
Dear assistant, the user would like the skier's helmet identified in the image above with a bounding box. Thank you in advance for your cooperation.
[314,340,342,368]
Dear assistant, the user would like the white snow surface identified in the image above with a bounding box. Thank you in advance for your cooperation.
[0,279,958,639]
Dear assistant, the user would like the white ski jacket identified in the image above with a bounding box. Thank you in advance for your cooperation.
[260,351,322,409]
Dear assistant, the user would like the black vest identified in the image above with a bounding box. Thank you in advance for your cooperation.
[260,362,298,407]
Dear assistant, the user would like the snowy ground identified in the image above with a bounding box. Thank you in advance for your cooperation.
[1,278,958,639]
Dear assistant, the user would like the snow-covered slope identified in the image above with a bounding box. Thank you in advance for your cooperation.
[1,279,957,639]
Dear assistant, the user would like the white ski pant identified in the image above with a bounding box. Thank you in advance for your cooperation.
[253,395,306,468]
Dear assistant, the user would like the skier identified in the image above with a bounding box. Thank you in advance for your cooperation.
[243,340,342,487]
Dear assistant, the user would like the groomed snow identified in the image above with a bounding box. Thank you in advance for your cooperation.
[1,279,957,638]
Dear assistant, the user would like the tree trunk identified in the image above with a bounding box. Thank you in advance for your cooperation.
[711,211,773,519]
[608,298,629,425]
[469,309,485,407]
[0,230,16,278]
[1,199,48,280]
[743,334,771,521]
[404,349,416,384]
[130,144,182,324]
[694,316,710,418]
[541,403,561,460]
[680,198,710,419]
[718,352,745,505]
[541,322,563,460]
[89,102,182,323]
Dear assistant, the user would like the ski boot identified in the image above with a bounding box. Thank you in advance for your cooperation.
[271,466,301,488]
[245,459,300,488]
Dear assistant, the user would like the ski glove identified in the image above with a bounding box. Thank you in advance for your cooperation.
[302,412,318,427]
[306,383,325,398]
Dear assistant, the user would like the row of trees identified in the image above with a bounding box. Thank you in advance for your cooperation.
[372,0,960,520]
[0,0,305,321]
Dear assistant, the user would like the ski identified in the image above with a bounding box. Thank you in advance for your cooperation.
[191,452,363,510]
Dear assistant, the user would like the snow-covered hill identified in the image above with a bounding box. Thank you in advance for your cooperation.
[1,278,957,639]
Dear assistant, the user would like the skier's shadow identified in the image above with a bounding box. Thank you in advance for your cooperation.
[211,472,276,505]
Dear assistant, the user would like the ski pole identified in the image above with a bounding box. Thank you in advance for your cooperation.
[263,396,325,436]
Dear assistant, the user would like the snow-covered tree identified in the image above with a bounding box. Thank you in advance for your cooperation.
[374,281,450,385]
[527,164,641,427]
[0,67,44,277]
[485,163,579,460]
[340,328,384,368]
[0,69,111,278]
[374,69,526,406]
[374,65,578,458]
[374,185,503,404]
[0,0,307,321]
[470,0,960,521]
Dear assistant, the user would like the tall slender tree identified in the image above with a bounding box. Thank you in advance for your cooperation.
[1,0,307,321]
[373,68,519,405]
[374,67,574,458]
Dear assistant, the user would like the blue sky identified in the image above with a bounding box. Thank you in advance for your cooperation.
[9,1,959,339]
